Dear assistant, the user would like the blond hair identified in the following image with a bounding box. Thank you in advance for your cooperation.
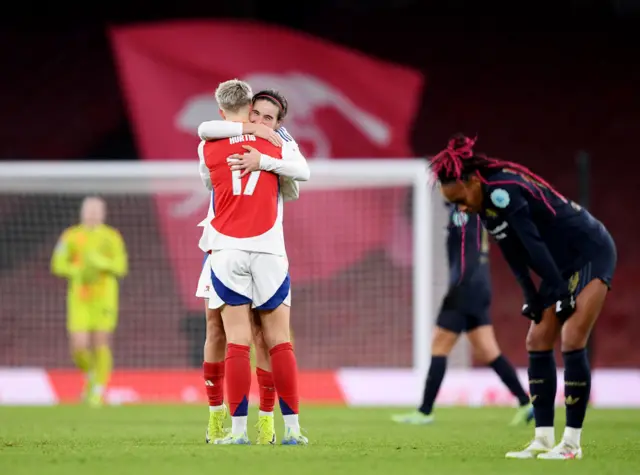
[214,79,253,113]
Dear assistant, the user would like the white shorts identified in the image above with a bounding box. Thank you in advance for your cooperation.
[208,250,291,311]
[195,252,213,299]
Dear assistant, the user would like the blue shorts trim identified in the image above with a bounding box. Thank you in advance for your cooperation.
[255,274,291,311]
[210,269,252,306]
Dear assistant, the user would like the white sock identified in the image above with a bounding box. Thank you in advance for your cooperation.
[209,405,225,413]
[231,416,248,435]
[283,414,300,431]
[93,384,104,396]
[563,427,581,447]
[259,411,274,417]
[535,427,555,446]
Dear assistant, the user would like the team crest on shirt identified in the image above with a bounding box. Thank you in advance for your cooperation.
[485,209,498,218]
[490,189,510,209]
[452,211,469,227]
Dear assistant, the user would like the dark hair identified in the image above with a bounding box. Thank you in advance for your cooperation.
[430,133,565,214]
[252,89,288,121]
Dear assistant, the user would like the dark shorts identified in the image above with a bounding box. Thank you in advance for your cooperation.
[436,287,491,334]
[436,308,491,334]
[540,232,617,308]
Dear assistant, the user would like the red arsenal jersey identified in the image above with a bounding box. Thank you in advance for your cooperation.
[199,134,287,255]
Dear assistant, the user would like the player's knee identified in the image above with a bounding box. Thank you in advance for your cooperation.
[253,333,267,352]
[473,345,500,365]
[467,326,500,363]
[204,341,226,362]
[561,305,599,352]
[69,341,90,354]
[431,327,458,356]
[525,312,559,351]
[262,327,290,349]
[205,327,226,351]
[561,340,585,353]
[225,333,252,347]
[93,332,112,348]
[206,308,223,332]
[220,305,252,346]
[560,327,589,352]
[525,331,553,352]
[259,304,291,349]
[69,332,90,352]
[204,309,226,360]
[224,326,251,347]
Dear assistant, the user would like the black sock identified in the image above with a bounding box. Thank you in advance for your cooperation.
[489,354,530,406]
[418,355,447,415]
[528,350,557,427]
[563,349,591,429]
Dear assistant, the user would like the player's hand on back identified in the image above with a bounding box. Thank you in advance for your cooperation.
[227,145,262,177]
[247,123,282,147]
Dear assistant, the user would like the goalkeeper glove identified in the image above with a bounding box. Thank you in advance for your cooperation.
[68,264,99,284]
[86,252,113,272]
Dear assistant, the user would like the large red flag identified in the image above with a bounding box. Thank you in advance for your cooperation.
[110,21,423,310]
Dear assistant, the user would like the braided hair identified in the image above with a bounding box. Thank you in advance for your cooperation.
[430,134,565,214]
[431,134,565,282]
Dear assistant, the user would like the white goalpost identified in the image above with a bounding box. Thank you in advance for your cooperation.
[0,160,451,403]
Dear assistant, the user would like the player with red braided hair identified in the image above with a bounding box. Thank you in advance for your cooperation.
[431,134,617,460]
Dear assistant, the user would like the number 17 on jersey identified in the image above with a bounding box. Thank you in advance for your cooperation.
[232,170,261,196]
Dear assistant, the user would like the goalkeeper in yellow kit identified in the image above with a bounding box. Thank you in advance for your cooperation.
[51,196,128,406]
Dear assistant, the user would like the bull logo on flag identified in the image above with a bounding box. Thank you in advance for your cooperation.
[176,72,392,159]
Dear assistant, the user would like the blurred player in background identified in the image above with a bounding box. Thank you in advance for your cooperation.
[51,197,128,406]
[392,203,533,426]
[432,134,616,460]
[200,79,309,445]
[196,87,304,444]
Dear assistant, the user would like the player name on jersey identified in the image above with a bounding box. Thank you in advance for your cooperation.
[229,134,257,145]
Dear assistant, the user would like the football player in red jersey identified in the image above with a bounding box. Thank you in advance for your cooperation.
[197,87,305,445]
[200,79,308,445]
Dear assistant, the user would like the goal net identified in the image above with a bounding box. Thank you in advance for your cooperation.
[0,160,451,403]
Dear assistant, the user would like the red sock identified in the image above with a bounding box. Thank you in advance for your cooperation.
[203,361,224,407]
[269,342,299,415]
[225,343,251,417]
[257,368,276,412]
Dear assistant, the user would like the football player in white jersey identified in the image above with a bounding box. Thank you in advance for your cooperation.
[197,82,309,445]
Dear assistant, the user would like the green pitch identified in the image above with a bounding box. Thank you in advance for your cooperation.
[0,405,638,475]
